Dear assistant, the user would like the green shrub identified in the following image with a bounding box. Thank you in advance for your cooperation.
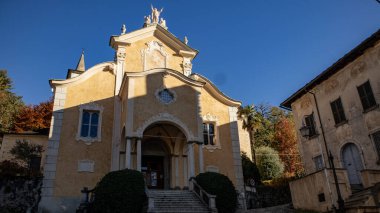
[241,152,261,185]
[195,172,237,213]
[91,169,146,213]
[256,146,284,180]
[0,160,27,177]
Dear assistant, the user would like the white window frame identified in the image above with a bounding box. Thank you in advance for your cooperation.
[202,113,221,152]
[76,102,104,144]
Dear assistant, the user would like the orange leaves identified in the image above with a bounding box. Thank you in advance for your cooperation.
[274,116,303,176]
[13,98,53,133]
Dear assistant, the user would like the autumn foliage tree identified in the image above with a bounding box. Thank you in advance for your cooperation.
[240,103,304,179]
[13,98,53,133]
[274,115,303,177]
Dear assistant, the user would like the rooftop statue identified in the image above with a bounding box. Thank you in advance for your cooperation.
[151,5,163,24]
[144,15,151,25]
[159,18,167,28]
[121,24,126,35]
[184,36,188,45]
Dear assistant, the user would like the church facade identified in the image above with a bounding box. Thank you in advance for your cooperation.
[39,11,251,212]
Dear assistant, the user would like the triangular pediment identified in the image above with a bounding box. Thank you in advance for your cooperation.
[110,24,198,58]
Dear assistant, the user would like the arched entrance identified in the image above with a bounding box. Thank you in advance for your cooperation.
[142,122,188,189]
[341,143,363,187]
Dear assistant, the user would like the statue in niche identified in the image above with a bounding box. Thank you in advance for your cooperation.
[144,15,151,25]
[151,5,164,23]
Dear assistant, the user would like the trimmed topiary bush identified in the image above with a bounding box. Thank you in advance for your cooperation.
[256,146,284,180]
[91,169,146,213]
[195,172,237,213]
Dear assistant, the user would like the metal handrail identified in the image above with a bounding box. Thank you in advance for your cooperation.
[189,177,217,213]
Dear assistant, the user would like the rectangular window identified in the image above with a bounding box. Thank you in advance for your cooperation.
[80,110,99,138]
[203,123,215,145]
[330,98,347,125]
[357,81,377,111]
[305,113,317,137]
[372,131,380,158]
[313,155,324,171]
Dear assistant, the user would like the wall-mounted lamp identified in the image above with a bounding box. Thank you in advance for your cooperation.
[299,124,311,138]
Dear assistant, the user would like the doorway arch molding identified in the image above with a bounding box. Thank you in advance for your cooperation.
[338,139,366,169]
[134,112,197,141]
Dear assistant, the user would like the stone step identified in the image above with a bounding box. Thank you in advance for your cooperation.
[149,190,210,213]
[352,189,371,197]
[155,208,209,211]
[155,211,209,213]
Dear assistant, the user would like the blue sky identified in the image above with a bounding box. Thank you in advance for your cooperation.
[0,0,379,106]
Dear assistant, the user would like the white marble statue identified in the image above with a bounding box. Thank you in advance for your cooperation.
[121,24,126,34]
[184,36,188,45]
[151,5,163,23]
[159,18,167,28]
[144,15,151,24]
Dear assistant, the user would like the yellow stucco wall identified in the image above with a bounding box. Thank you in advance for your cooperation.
[54,69,115,197]
[198,88,237,186]
[131,73,199,135]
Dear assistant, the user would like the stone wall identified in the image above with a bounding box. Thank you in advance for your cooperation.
[289,169,351,212]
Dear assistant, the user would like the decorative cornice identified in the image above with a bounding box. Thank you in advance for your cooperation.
[118,68,205,98]
[192,73,241,107]
[50,61,116,87]
[109,24,198,58]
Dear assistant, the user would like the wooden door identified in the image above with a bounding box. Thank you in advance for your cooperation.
[142,156,164,189]
[342,144,363,186]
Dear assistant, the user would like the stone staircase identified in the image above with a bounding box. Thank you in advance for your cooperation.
[345,184,380,213]
[149,190,210,213]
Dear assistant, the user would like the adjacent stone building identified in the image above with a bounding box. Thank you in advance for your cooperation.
[0,132,48,172]
[38,10,251,212]
[281,29,380,212]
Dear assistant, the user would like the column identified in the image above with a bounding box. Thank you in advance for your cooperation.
[125,138,131,169]
[198,142,204,173]
[136,138,141,171]
[183,156,188,188]
[188,143,195,178]
[175,156,179,188]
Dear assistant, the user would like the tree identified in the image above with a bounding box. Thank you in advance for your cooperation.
[13,98,53,133]
[0,70,24,133]
[274,114,304,177]
[250,104,275,148]
[239,103,304,178]
[256,146,284,180]
[10,139,44,168]
[241,152,261,185]
[237,104,261,162]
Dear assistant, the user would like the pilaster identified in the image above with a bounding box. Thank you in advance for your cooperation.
[39,86,67,210]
